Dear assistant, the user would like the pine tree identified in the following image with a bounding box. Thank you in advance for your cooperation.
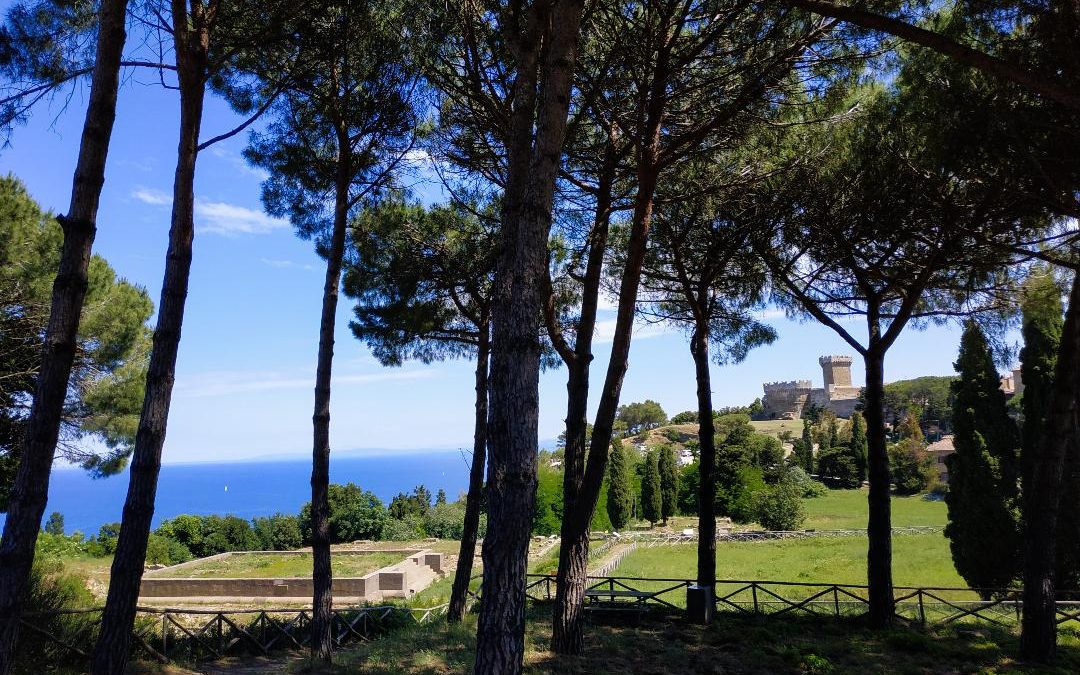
[945,320,1020,598]
[43,512,64,537]
[641,451,662,527]
[850,412,869,482]
[657,445,678,525]
[606,440,633,530]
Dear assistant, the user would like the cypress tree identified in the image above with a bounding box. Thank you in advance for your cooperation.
[606,440,633,530]
[850,411,869,482]
[800,417,815,473]
[657,445,678,525]
[945,320,1020,598]
[641,451,662,527]
[1019,272,1078,592]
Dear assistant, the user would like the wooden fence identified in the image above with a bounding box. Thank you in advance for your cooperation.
[16,602,445,667]
[521,574,1080,629]
[21,574,1080,668]
[627,526,944,546]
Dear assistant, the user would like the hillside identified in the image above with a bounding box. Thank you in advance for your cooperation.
[633,419,804,451]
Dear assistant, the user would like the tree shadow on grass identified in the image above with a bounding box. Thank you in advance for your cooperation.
[180,605,1080,674]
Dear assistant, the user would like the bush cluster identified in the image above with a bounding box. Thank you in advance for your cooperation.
[40,482,483,569]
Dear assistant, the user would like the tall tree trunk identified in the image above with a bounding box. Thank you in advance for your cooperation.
[448,320,490,622]
[550,9,674,651]
[474,2,583,671]
[692,325,717,588]
[310,138,353,664]
[548,355,591,654]
[550,151,659,654]
[548,143,614,655]
[0,2,129,670]
[1021,273,1080,662]
[863,340,895,628]
[89,9,209,671]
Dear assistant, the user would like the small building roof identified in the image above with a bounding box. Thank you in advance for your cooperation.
[926,435,955,453]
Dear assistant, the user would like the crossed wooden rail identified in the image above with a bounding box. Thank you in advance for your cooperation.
[521,574,1080,629]
[626,526,944,546]
[21,575,1080,668]
[17,602,446,667]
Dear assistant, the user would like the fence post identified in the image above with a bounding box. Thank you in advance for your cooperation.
[833,587,840,617]
[161,613,167,659]
[752,583,759,614]
[918,590,926,626]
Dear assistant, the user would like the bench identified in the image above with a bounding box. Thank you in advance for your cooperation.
[584,589,654,604]
[583,589,652,624]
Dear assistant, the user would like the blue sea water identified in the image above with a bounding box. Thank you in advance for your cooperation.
[5,450,473,536]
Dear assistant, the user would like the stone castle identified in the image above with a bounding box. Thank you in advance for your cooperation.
[761,356,862,420]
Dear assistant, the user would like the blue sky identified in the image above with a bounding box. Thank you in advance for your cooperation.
[0,68,993,464]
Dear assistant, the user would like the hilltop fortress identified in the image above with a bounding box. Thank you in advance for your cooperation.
[762,356,862,420]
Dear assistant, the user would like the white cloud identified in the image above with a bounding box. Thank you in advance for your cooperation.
[196,200,288,236]
[175,367,437,398]
[260,258,315,271]
[593,319,669,344]
[131,188,288,236]
[402,148,430,164]
[132,187,172,206]
[596,294,619,312]
[754,308,788,321]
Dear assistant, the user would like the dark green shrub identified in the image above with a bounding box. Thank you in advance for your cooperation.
[14,557,97,673]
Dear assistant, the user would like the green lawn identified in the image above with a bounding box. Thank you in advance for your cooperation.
[154,552,404,578]
[611,490,960,602]
[613,535,964,588]
[803,489,947,530]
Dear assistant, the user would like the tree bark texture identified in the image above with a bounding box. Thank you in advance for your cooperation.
[1021,273,1080,662]
[862,345,895,628]
[448,322,490,622]
[474,2,584,672]
[692,326,717,588]
[548,145,615,655]
[89,6,210,671]
[309,138,353,664]
[0,1,129,671]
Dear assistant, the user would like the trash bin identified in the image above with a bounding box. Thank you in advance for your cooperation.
[686,584,714,624]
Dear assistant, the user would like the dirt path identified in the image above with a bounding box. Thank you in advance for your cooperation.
[587,541,638,577]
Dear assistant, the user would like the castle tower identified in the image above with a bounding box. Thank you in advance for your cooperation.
[819,355,854,390]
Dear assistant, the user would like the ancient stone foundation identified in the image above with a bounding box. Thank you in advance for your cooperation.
[139,549,443,601]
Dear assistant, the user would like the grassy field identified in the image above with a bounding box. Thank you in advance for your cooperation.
[803,489,947,530]
[612,536,964,589]
[610,489,959,601]
[154,552,404,578]
[750,419,804,440]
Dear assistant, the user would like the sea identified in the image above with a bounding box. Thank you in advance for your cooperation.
[3,450,474,536]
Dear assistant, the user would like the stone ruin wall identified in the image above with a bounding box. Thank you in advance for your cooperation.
[761,356,863,419]
[762,380,814,419]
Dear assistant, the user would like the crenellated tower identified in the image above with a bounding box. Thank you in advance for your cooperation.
[819,355,854,390]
